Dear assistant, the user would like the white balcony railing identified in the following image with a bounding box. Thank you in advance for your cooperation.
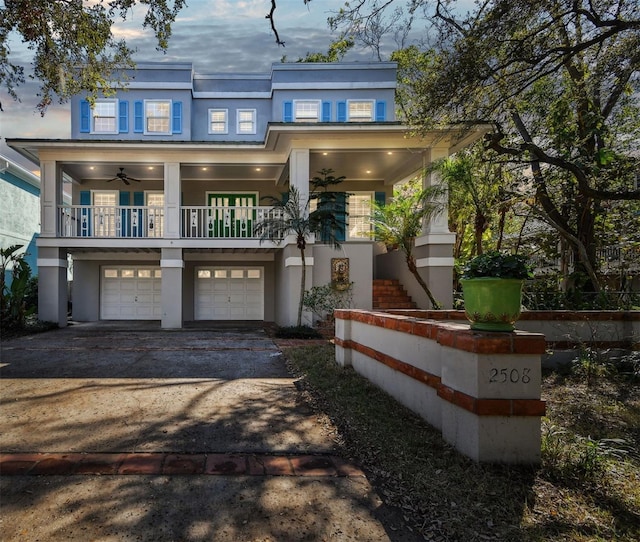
[181,206,284,239]
[58,205,284,240]
[60,205,164,238]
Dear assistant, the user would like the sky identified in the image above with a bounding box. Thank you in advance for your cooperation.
[0,0,460,170]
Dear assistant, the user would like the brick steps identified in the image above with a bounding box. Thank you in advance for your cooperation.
[0,452,365,477]
[372,279,416,310]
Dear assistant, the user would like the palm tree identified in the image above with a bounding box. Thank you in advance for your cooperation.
[254,182,345,327]
[371,181,446,309]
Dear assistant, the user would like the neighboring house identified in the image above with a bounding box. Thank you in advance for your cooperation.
[8,61,485,328]
[0,155,40,282]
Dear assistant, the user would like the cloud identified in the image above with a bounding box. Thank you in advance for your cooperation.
[0,0,364,147]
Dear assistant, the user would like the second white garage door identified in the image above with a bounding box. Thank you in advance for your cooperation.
[195,266,264,320]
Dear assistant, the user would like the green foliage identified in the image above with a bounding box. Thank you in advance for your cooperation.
[289,37,355,63]
[302,282,353,322]
[1,244,35,330]
[1,0,187,113]
[542,419,632,483]
[461,251,534,280]
[254,170,347,326]
[371,179,446,308]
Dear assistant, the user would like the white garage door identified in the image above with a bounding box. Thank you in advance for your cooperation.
[195,266,264,320]
[101,266,162,320]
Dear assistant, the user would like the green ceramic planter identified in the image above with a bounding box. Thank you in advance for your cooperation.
[460,277,523,332]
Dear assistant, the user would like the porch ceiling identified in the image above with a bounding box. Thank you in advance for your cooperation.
[59,148,423,186]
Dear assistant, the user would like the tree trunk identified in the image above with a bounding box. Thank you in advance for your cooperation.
[406,254,441,309]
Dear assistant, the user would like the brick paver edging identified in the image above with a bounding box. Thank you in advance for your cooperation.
[0,453,365,477]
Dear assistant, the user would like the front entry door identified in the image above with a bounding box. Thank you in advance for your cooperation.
[207,193,257,238]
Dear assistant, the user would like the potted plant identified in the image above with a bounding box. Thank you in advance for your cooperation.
[460,251,533,331]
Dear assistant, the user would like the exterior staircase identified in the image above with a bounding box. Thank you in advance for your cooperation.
[372,279,417,310]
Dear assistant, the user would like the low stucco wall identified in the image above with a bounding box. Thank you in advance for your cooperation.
[383,310,640,361]
[335,309,547,464]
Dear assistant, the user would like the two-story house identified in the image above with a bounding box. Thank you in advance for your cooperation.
[8,61,484,328]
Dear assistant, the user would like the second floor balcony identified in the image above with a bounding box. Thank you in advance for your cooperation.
[59,205,287,240]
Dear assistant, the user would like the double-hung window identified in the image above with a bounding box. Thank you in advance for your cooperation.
[145,100,171,134]
[294,100,320,122]
[347,193,374,240]
[92,100,118,134]
[237,109,256,134]
[209,109,228,134]
[348,100,374,122]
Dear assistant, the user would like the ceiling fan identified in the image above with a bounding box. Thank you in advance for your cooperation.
[107,168,140,185]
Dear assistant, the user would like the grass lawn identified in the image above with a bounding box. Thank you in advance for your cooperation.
[281,343,640,542]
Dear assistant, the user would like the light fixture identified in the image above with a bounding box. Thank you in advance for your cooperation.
[148,166,154,170]
[89,166,95,170]
[202,167,208,171]
[387,151,393,155]
[256,167,262,172]
[322,152,328,156]
[366,170,372,174]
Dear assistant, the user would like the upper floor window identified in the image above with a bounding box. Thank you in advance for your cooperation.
[145,100,171,134]
[92,100,118,134]
[209,109,228,134]
[348,100,374,122]
[237,109,256,134]
[294,100,320,122]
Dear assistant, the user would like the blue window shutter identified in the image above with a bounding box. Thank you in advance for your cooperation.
[172,101,182,134]
[79,190,91,236]
[374,192,386,238]
[335,192,347,242]
[80,100,90,133]
[283,101,293,122]
[134,101,144,133]
[119,191,130,237]
[321,101,331,122]
[118,101,129,133]
[337,101,347,122]
[133,192,144,237]
[375,101,386,121]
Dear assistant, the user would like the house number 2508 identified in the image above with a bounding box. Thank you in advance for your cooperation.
[489,368,531,384]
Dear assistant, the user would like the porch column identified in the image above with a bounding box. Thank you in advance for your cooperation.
[415,148,456,308]
[280,148,313,326]
[161,248,183,329]
[289,148,310,206]
[164,162,181,239]
[40,160,63,237]
[36,247,68,327]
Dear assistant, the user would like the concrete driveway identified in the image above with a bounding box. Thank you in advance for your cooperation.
[0,322,420,542]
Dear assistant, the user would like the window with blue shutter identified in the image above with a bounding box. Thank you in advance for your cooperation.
[118,101,129,133]
[172,101,182,134]
[79,191,91,236]
[80,100,90,133]
[283,101,293,122]
[375,101,386,122]
[321,101,331,122]
[337,101,347,122]
[134,101,144,133]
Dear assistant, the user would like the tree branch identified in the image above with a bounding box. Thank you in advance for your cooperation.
[266,0,285,46]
